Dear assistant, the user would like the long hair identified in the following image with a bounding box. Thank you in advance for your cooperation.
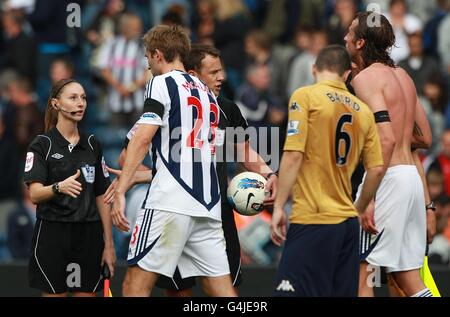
[354,12,396,68]
[44,78,78,132]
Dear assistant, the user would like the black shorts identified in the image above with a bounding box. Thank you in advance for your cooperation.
[29,219,104,294]
[273,217,359,297]
[156,202,242,291]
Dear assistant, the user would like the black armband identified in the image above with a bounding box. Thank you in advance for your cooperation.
[143,98,165,118]
[374,111,391,123]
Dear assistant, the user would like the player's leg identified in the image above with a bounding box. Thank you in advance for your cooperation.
[389,170,429,297]
[332,218,359,297]
[122,265,158,296]
[179,217,237,297]
[125,209,192,296]
[199,275,237,297]
[165,288,193,297]
[42,292,68,297]
[221,202,242,293]
[274,223,344,297]
[358,262,375,297]
[387,274,406,297]
[72,292,97,297]
[156,267,195,297]
[358,167,413,296]
[389,270,427,296]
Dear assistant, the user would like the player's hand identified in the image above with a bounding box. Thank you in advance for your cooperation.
[116,84,131,98]
[359,201,378,235]
[111,193,130,232]
[102,244,116,278]
[263,174,278,206]
[270,207,286,246]
[426,210,436,244]
[104,178,118,204]
[104,166,122,204]
[59,169,83,198]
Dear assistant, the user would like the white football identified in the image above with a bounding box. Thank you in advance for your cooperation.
[227,172,267,216]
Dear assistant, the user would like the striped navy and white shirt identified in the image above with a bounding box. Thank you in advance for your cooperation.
[97,36,148,113]
[130,70,222,220]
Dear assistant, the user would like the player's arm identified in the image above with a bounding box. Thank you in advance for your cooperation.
[412,98,432,150]
[271,150,303,246]
[96,195,116,277]
[111,124,159,232]
[271,88,308,245]
[237,141,278,204]
[353,73,396,174]
[355,165,384,234]
[355,113,385,234]
[412,149,436,244]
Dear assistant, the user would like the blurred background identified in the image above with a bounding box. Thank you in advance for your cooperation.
[0,0,449,296]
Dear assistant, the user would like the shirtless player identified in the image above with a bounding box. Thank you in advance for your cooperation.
[344,11,436,297]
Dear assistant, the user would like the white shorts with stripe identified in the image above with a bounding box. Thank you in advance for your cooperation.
[127,209,230,278]
[357,165,426,273]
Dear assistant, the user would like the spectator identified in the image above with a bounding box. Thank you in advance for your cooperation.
[427,164,445,201]
[50,58,75,85]
[432,130,450,196]
[327,0,357,45]
[0,10,36,85]
[6,185,35,259]
[385,0,423,63]
[0,109,20,259]
[236,64,284,128]
[428,194,450,265]
[398,32,441,95]
[212,0,251,92]
[97,13,149,128]
[5,77,43,158]
[437,9,450,75]
[287,29,328,96]
[423,0,450,59]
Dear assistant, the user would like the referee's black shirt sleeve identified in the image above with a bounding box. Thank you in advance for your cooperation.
[23,136,49,186]
[92,136,111,197]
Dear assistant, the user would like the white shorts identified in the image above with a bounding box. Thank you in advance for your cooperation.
[357,165,426,273]
[127,209,230,278]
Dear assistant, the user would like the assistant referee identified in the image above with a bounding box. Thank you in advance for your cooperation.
[23,79,115,297]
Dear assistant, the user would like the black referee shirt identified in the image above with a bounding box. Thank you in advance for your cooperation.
[216,95,249,196]
[23,127,111,222]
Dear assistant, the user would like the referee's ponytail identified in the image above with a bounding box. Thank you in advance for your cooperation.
[44,79,78,132]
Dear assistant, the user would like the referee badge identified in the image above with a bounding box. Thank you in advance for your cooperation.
[81,164,95,183]
[25,152,34,172]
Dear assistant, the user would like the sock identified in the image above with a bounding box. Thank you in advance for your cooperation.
[411,288,433,297]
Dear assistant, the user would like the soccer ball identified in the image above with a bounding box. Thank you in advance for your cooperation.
[227,172,267,216]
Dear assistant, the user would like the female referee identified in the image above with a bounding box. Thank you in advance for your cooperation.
[23,78,115,297]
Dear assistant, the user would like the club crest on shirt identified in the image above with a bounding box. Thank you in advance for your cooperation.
[25,152,34,172]
[289,102,300,112]
[81,164,95,183]
[287,121,300,136]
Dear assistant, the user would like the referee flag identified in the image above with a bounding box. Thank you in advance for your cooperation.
[420,247,441,297]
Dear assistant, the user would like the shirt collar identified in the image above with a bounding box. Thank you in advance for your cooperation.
[49,127,88,150]
[318,80,348,91]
